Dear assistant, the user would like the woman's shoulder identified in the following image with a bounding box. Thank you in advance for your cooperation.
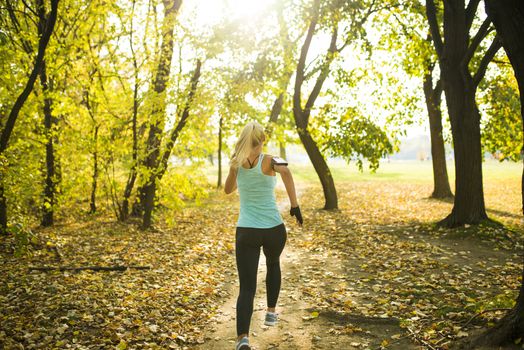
[262,154,275,164]
[261,154,275,174]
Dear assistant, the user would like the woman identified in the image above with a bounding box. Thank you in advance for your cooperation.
[224,121,303,350]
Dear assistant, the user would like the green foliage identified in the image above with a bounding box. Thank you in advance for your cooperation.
[8,220,37,257]
[314,108,394,171]
[480,66,523,161]
[158,164,209,226]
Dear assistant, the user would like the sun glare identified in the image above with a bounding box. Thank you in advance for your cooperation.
[192,0,276,26]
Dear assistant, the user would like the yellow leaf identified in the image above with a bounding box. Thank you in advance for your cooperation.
[116,340,127,350]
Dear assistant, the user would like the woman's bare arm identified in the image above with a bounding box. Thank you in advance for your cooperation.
[273,164,298,208]
[224,166,238,194]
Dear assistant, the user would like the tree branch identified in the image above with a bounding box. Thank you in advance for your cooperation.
[425,0,444,59]
[463,18,492,67]
[0,0,59,153]
[293,0,320,128]
[158,59,202,179]
[303,25,338,124]
[21,0,38,18]
[473,35,502,88]
[28,265,151,272]
[465,0,481,30]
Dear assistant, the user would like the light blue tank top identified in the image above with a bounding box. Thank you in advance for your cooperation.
[236,154,283,228]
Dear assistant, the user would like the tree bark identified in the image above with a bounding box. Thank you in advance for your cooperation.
[423,68,453,199]
[120,80,139,221]
[459,0,524,345]
[217,115,223,189]
[297,120,338,209]
[141,0,183,229]
[0,0,59,234]
[120,0,143,221]
[40,61,56,226]
[279,142,287,160]
[156,59,201,182]
[89,125,99,214]
[426,0,500,227]
[142,58,200,228]
[0,183,6,236]
[292,0,338,209]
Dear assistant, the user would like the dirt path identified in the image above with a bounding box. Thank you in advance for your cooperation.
[195,229,419,350]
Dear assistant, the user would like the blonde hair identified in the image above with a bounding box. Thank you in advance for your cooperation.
[230,121,266,169]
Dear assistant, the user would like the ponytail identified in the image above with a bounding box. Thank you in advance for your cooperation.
[230,121,266,169]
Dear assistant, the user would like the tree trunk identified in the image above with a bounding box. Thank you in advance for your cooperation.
[292,0,338,210]
[156,59,201,182]
[40,62,56,226]
[267,92,284,134]
[279,142,287,160]
[120,0,141,222]
[297,122,338,209]
[463,0,524,345]
[423,70,453,199]
[142,57,199,228]
[440,67,487,226]
[141,0,183,229]
[0,0,59,234]
[120,81,139,221]
[89,125,99,214]
[0,183,6,236]
[426,0,500,227]
[217,115,223,189]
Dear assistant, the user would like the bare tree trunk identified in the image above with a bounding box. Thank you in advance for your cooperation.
[423,67,453,199]
[217,115,223,189]
[0,0,59,234]
[0,183,6,236]
[279,142,287,159]
[141,0,183,229]
[426,0,501,227]
[120,71,140,221]
[142,58,200,228]
[89,125,99,214]
[292,0,338,209]
[297,121,338,209]
[40,61,56,227]
[458,0,524,346]
[156,60,201,182]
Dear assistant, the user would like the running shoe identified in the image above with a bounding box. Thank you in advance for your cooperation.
[264,312,278,326]
[235,336,251,350]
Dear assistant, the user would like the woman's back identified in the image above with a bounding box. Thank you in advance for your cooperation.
[236,154,282,228]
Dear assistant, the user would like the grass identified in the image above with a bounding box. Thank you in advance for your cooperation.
[205,158,522,185]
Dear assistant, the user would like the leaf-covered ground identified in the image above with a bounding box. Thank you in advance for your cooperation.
[1,175,522,349]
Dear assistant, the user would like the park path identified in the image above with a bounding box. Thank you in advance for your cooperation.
[195,184,419,350]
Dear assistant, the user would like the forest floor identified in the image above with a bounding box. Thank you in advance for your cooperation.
[1,170,523,349]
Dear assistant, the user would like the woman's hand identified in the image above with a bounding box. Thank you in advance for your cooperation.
[224,166,238,194]
[290,206,303,226]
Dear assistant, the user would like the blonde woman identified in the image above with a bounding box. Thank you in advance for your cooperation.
[225,121,303,350]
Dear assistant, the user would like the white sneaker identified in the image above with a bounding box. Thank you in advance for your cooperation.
[264,312,278,326]
[235,336,251,350]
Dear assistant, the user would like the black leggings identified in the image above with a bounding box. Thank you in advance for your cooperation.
[235,223,287,336]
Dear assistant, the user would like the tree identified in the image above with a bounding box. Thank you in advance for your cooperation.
[293,0,380,209]
[141,0,183,229]
[459,0,524,346]
[379,2,453,199]
[0,0,59,234]
[425,0,502,226]
[423,59,453,198]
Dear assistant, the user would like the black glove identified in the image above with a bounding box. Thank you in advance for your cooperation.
[290,206,303,226]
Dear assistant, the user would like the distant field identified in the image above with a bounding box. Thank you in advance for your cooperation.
[204,159,522,185]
